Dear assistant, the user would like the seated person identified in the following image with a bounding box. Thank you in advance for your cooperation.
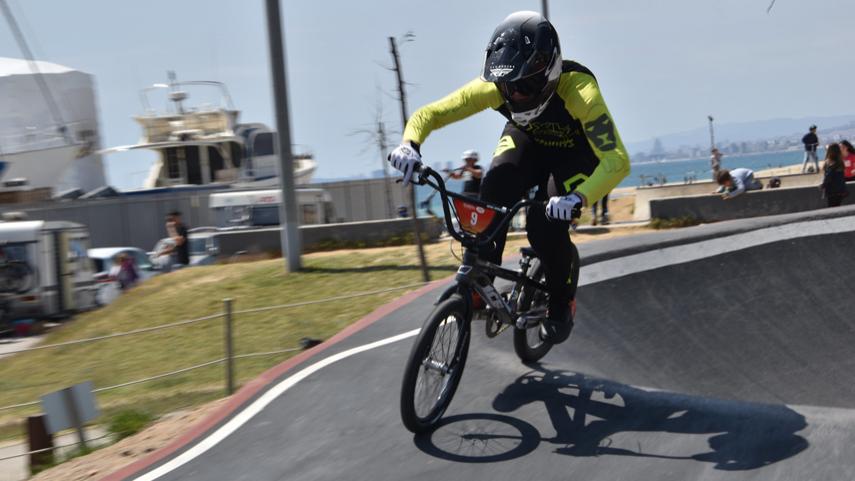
[715,168,763,199]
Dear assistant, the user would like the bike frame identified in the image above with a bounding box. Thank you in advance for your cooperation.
[415,166,548,326]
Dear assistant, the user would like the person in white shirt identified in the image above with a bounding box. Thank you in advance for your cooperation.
[715,168,763,199]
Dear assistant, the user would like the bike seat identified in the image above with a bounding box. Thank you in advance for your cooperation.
[520,247,539,259]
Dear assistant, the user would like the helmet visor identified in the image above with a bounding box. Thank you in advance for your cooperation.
[498,70,549,112]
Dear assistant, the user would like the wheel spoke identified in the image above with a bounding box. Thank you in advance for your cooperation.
[413,313,460,419]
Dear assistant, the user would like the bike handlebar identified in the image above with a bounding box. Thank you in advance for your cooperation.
[414,164,540,247]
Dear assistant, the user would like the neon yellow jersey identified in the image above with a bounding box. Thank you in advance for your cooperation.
[403,61,630,204]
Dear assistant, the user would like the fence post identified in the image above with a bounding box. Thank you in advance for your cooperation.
[27,415,53,474]
[223,298,235,395]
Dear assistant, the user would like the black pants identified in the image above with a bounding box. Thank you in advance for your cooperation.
[827,194,845,207]
[592,193,609,218]
[479,123,595,313]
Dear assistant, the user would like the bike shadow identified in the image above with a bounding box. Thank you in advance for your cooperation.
[415,366,808,471]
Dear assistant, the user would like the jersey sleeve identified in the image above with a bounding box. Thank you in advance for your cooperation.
[556,72,630,204]
[403,78,504,145]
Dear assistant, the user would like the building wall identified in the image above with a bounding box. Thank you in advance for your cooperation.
[0,178,408,249]
[649,182,855,222]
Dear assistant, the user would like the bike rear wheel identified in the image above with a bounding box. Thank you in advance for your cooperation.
[400,294,470,433]
[513,258,552,363]
[513,244,580,363]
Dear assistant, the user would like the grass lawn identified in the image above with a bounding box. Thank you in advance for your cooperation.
[0,237,536,439]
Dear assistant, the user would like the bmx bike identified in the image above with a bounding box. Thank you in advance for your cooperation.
[400,164,580,433]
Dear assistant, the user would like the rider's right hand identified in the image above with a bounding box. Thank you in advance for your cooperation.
[388,142,421,185]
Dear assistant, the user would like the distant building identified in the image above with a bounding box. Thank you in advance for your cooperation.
[0,57,106,195]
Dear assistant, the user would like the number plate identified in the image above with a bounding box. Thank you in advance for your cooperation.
[452,198,498,234]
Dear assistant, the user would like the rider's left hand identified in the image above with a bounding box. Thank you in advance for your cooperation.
[546,193,583,221]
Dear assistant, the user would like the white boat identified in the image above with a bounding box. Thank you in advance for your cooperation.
[102,73,316,189]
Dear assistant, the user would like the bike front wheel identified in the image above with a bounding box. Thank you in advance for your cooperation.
[400,294,470,433]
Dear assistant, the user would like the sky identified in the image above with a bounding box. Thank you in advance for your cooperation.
[1,0,854,189]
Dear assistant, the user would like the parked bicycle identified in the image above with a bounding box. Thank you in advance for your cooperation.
[400,164,580,433]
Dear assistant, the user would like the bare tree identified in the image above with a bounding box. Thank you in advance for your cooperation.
[350,93,396,219]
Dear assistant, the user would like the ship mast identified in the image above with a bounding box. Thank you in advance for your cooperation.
[0,0,72,144]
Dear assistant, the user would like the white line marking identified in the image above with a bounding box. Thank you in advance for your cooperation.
[135,215,855,479]
[133,329,421,481]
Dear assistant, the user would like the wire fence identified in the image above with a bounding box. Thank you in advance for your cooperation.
[0,432,113,463]
[0,280,433,467]
[0,281,430,412]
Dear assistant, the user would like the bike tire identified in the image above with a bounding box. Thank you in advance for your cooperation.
[513,258,552,363]
[400,294,470,433]
[513,244,579,363]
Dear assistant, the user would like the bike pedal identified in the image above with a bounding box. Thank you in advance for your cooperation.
[515,308,548,329]
[485,317,509,338]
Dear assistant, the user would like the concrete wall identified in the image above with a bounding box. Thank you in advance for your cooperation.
[634,172,822,220]
[214,217,444,256]
[649,182,855,222]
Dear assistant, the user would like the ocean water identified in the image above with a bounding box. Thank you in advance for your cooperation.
[625,149,820,188]
[414,149,818,216]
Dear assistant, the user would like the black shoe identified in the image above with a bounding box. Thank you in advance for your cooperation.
[540,304,574,344]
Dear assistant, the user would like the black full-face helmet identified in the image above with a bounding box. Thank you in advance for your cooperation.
[481,11,562,126]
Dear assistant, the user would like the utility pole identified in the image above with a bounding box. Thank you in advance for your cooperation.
[265,0,301,271]
[389,36,430,283]
[377,121,394,219]
[708,115,716,150]
[541,0,550,19]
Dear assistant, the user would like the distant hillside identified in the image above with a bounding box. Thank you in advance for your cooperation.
[626,114,855,155]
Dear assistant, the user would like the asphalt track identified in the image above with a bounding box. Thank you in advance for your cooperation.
[113,206,855,481]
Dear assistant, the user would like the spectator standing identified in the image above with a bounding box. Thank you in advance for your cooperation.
[710,148,723,179]
[820,144,848,207]
[160,211,190,268]
[116,253,139,290]
[840,140,855,181]
[801,125,820,173]
[448,149,484,197]
[590,192,610,225]
[715,168,763,199]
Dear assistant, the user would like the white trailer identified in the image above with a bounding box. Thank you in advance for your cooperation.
[0,220,98,322]
[209,188,334,227]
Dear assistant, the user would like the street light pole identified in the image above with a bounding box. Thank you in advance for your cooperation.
[389,36,430,283]
[541,0,550,19]
[708,115,716,150]
[265,0,301,271]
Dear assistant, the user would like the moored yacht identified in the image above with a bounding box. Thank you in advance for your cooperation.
[103,72,316,189]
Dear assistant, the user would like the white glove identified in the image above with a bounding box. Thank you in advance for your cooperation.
[546,193,583,221]
[388,143,421,185]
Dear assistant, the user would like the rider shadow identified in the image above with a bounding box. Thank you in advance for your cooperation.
[416,366,808,471]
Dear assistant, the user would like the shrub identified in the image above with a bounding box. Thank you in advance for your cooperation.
[107,409,154,440]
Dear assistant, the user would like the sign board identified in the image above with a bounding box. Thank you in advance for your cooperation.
[40,381,99,435]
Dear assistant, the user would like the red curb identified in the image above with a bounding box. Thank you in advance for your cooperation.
[100,277,451,481]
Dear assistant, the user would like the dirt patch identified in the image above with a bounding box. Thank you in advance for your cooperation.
[30,399,227,481]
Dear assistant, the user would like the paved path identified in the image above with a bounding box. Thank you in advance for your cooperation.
[112,206,855,481]
[0,427,107,481]
[0,335,43,360]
